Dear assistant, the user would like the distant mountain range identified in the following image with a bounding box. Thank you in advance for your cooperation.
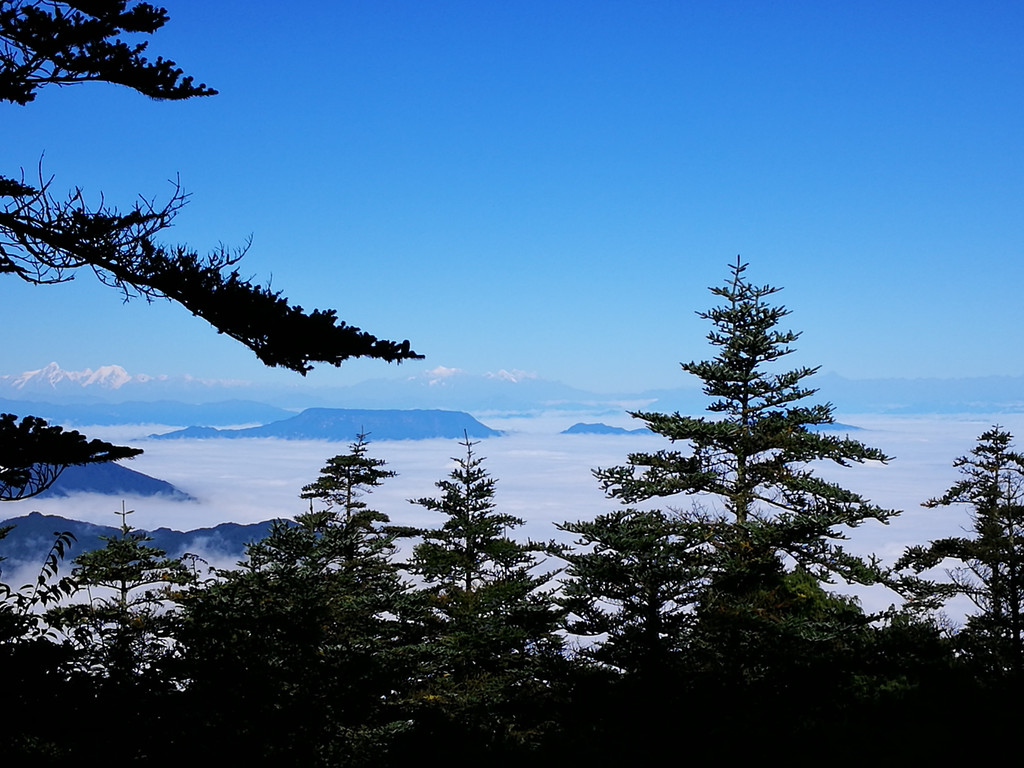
[3,362,1024,415]
[150,408,502,442]
[0,362,254,403]
[0,397,292,428]
[561,421,861,436]
[562,423,653,435]
[0,512,275,571]
[36,463,193,500]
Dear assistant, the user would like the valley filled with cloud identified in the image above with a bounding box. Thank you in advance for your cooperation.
[7,407,1022,618]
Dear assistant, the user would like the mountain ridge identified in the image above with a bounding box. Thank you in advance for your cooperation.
[149,407,503,442]
[0,512,274,570]
[4,363,1024,415]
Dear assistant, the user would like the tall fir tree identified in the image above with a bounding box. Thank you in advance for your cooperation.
[594,257,898,601]
[401,435,564,759]
[581,257,901,729]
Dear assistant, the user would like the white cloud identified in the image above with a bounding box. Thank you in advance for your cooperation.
[7,413,1024,621]
[421,366,463,385]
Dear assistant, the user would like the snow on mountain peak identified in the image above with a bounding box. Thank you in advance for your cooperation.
[485,369,537,384]
[5,362,138,391]
[82,365,132,388]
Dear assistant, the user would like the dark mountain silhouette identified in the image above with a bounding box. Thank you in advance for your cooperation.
[36,462,194,500]
[0,512,278,570]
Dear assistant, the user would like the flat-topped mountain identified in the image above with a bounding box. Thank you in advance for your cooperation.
[150,408,502,442]
[561,422,652,435]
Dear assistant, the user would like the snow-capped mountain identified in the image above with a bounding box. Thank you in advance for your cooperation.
[3,362,144,391]
[0,362,635,412]
[0,363,250,402]
[1,361,165,392]
[7,363,1024,415]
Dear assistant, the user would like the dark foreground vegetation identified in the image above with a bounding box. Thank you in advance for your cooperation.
[2,4,1021,764]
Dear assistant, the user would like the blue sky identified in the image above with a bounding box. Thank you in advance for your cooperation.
[4,0,1023,393]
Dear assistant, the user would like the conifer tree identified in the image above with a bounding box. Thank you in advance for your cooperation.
[898,426,1024,678]
[556,508,702,678]
[178,438,411,765]
[408,436,561,660]
[38,503,196,760]
[594,257,897,601]
[573,257,901,742]
[299,432,398,568]
[46,503,194,686]
[402,436,563,757]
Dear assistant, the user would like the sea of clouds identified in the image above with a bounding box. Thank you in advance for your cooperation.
[7,411,1024,618]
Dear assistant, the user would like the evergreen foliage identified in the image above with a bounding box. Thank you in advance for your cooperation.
[300,432,399,563]
[556,508,702,677]
[0,413,141,500]
[594,257,898,597]
[0,0,419,371]
[46,503,194,685]
[178,439,412,765]
[30,504,196,762]
[898,426,1024,677]
[0,0,215,104]
[566,257,904,726]
[403,436,564,757]
[0,0,418,515]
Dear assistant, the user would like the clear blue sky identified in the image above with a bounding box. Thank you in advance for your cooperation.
[4,0,1023,393]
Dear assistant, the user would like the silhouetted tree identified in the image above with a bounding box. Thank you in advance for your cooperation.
[585,258,899,735]
[556,508,701,678]
[179,440,412,765]
[40,503,196,761]
[1,1,419,502]
[899,426,1024,679]
[46,504,194,685]
[0,413,141,499]
[401,436,564,759]
[594,257,897,606]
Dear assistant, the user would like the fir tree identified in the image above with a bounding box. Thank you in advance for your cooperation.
[40,503,197,761]
[556,508,702,678]
[577,257,903,746]
[401,436,563,758]
[898,426,1024,678]
[178,438,411,765]
[594,257,897,597]
[46,503,194,686]
[299,431,398,567]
